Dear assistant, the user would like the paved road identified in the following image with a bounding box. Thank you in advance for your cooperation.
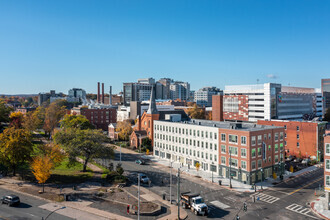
[0,187,72,220]
[99,149,323,220]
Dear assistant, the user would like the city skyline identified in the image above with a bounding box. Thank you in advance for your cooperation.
[0,0,329,94]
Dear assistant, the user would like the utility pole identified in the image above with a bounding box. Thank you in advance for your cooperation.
[120,144,122,163]
[229,149,232,188]
[177,168,180,220]
[170,161,172,204]
[138,174,140,220]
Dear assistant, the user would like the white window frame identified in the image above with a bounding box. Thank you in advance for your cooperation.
[241,136,247,145]
[326,143,330,156]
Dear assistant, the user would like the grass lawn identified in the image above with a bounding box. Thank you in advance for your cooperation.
[49,158,94,184]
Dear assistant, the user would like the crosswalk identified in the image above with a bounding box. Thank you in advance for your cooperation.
[250,193,280,204]
[286,204,319,219]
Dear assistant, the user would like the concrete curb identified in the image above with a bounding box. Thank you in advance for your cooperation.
[310,201,330,220]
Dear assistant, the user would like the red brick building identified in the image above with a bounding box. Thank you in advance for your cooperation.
[258,120,326,160]
[212,95,223,121]
[223,95,249,121]
[71,107,117,131]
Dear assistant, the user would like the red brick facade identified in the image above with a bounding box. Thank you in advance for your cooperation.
[134,111,159,145]
[212,95,223,121]
[72,108,117,131]
[257,120,326,159]
[223,95,249,121]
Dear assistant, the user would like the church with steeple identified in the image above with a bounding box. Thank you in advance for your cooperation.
[130,84,189,149]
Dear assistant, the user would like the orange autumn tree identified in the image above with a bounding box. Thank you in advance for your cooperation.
[31,156,53,193]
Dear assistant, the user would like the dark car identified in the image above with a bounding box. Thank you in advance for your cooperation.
[1,195,20,206]
[135,159,146,165]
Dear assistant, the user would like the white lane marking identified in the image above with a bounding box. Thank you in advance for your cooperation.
[285,203,318,219]
[210,200,230,209]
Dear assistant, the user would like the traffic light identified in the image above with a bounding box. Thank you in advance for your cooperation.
[243,202,247,212]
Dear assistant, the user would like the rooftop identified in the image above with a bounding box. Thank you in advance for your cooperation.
[158,119,283,131]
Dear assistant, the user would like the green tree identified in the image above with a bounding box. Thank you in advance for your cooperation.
[54,128,114,172]
[0,127,33,175]
[60,114,94,130]
[0,100,13,124]
[116,163,124,176]
[141,138,152,152]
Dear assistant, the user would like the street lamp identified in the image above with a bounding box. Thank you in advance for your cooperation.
[260,168,263,190]
[43,206,66,220]
[229,149,232,188]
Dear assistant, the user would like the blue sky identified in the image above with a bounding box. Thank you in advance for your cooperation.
[0,0,329,94]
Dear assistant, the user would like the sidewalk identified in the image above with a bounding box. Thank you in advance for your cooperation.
[311,196,330,220]
[147,155,322,193]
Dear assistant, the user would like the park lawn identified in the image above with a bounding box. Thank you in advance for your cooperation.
[49,158,94,184]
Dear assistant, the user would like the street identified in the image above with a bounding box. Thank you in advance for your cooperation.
[0,187,72,220]
[105,148,324,220]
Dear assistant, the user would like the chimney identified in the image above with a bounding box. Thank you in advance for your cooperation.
[109,86,112,106]
[97,82,100,103]
[102,83,105,104]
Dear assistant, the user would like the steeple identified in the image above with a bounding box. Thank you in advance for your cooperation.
[147,84,158,114]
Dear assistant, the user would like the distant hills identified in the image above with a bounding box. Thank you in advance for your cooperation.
[0,94,38,97]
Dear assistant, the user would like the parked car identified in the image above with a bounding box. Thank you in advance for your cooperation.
[135,159,146,165]
[1,195,20,206]
[137,173,149,184]
[301,158,311,165]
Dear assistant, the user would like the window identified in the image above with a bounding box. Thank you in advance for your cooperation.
[214,133,217,139]
[206,153,208,159]
[193,150,196,156]
[221,134,226,142]
[251,161,256,170]
[210,143,212,150]
[214,156,217,162]
[326,176,330,186]
[241,148,247,157]
[241,161,247,170]
[201,131,204,138]
[201,152,204,159]
[268,156,271,162]
[229,146,238,156]
[229,135,238,143]
[197,141,200,147]
[297,142,300,148]
[205,142,208,149]
[258,159,262,168]
[275,133,279,141]
[280,132,284,141]
[252,148,256,157]
[275,144,278,153]
[241,136,247,145]
[268,133,271,140]
[214,144,217,151]
[285,133,287,138]
[275,155,279,163]
[229,158,238,167]
[268,145,271,151]
[297,134,300,140]
[197,130,200,137]
[201,142,204,148]
[210,132,213,139]
[264,134,267,140]
[326,160,330,170]
[210,154,212,161]
[297,126,300,131]
[221,145,226,153]
[251,136,256,146]
[326,144,330,155]
[194,130,196,136]
[284,125,287,130]
[206,131,208,138]
[221,156,226,165]
[257,135,262,145]
[258,147,261,156]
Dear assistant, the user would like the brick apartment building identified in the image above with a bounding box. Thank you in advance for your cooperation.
[212,95,223,121]
[153,119,284,185]
[71,107,117,130]
[258,120,326,160]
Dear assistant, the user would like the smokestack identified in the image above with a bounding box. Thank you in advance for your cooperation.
[97,82,100,103]
[102,83,105,104]
[109,86,112,106]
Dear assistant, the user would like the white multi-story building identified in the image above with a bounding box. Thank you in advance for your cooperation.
[154,118,219,174]
[223,83,322,122]
[194,87,222,107]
